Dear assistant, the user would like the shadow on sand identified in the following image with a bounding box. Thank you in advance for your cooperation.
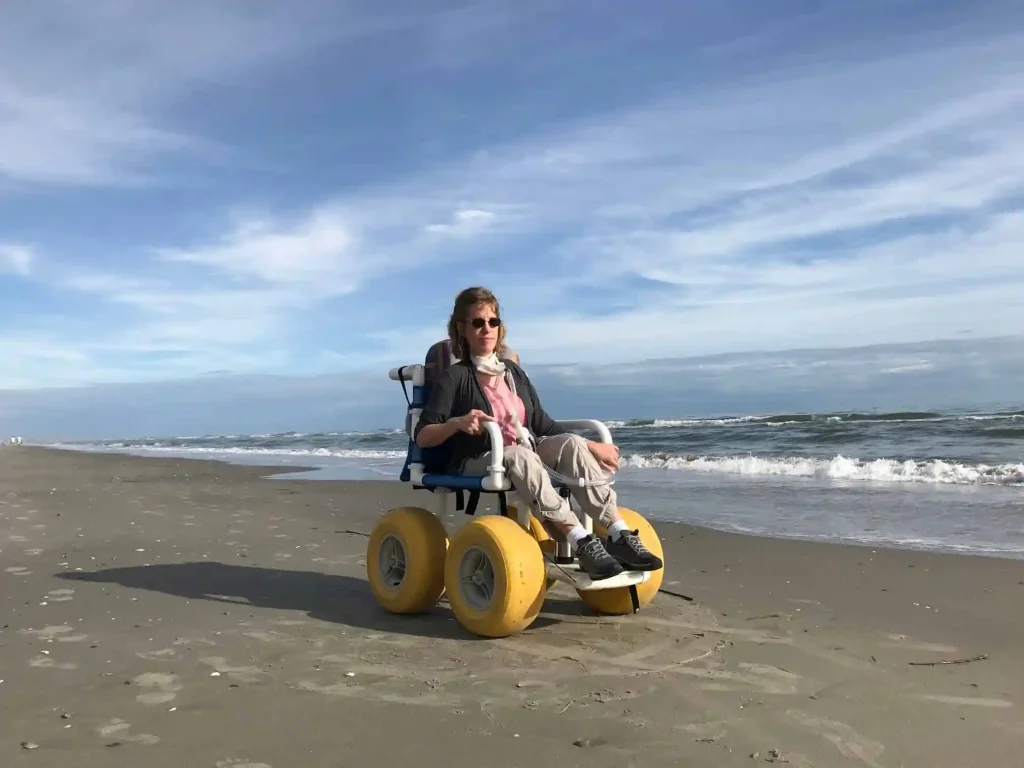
[56,561,590,641]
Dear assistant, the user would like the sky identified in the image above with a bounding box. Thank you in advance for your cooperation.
[1,0,1023,438]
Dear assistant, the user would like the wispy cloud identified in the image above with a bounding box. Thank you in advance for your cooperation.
[0,244,33,275]
[425,208,497,238]
[1,1,1022,402]
[363,31,1024,362]
[158,207,362,292]
[0,1,416,188]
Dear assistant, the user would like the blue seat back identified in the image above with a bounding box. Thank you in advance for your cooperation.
[399,378,452,483]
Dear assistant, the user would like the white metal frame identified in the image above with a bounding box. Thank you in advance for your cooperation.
[388,364,651,593]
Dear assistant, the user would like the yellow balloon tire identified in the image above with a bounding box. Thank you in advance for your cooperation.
[576,507,664,615]
[366,506,448,614]
[506,503,558,591]
[444,515,548,638]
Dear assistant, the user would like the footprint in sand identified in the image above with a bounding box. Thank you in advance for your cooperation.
[882,635,958,653]
[692,663,804,695]
[911,693,1014,708]
[676,719,731,740]
[736,662,804,694]
[21,625,74,640]
[201,657,264,683]
[96,718,160,745]
[133,672,183,704]
[137,647,182,662]
[29,655,77,670]
[21,624,89,644]
[5,566,32,575]
[216,760,273,768]
[57,633,89,643]
[46,588,75,602]
[786,709,885,767]
[172,636,218,647]
[243,630,295,644]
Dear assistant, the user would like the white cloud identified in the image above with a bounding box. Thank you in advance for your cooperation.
[359,26,1024,364]
[3,4,1024,391]
[0,334,112,389]
[0,80,190,186]
[0,2,417,187]
[0,244,33,275]
[159,207,361,293]
[425,208,496,237]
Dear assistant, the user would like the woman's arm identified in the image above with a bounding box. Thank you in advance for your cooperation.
[415,371,455,447]
[415,368,495,446]
[417,420,460,447]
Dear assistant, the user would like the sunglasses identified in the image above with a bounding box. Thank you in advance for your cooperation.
[468,317,501,329]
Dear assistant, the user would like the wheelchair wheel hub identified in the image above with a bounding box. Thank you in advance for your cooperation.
[457,546,495,611]
[377,534,407,588]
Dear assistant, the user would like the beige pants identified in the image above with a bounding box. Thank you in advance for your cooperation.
[461,433,618,528]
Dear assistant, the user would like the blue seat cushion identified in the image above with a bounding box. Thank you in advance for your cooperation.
[419,474,487,491]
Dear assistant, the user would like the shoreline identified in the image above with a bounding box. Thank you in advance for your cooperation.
[7,446,1024,643]
[24,443,1024,564]
[2,445,1022,765]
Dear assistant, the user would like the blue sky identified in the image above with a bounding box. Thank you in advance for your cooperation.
[1,1,1023,437]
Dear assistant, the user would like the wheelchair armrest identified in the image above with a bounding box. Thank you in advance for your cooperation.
[480,421,507,490]
[408,420,508,491]
[389,365,423,383]
[554,419,613,444]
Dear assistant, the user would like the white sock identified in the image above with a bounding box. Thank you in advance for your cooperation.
[608,520,630,541]
[566,525,590,550]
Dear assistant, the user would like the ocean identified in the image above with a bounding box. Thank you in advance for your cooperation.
[45,406,1024,560]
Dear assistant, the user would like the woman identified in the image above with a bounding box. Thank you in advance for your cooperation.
[415,286,662,580]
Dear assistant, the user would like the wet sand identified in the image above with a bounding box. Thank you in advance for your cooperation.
[1,446,1022,767]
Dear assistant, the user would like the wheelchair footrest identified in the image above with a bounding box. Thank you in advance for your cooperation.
[544,561,651,591]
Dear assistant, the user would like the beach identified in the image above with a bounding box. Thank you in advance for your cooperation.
[2,446,1022,767]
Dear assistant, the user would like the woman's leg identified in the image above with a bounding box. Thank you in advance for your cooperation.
[461,446,574,526]
[535,433,619,527]
[460,447,623,579]
[536,434,663,572]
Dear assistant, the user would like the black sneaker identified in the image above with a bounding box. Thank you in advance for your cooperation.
[605,529,663,571]
[575,534,624,580]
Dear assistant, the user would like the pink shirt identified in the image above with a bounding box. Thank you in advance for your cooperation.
[480,375,527,446]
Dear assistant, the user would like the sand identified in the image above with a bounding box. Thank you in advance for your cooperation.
[1,446,1021,767]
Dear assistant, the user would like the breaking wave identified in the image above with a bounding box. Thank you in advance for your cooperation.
[622,453,1024,486]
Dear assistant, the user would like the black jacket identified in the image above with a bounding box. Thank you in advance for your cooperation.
[415,359,569,473]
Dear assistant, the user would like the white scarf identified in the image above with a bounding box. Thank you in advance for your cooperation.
[470,353,506,376]
[472,353,536,449]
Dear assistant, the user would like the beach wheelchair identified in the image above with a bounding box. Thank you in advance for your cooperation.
[365,362,665,638]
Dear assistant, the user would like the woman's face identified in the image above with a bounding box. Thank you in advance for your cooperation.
[461,301,501,357]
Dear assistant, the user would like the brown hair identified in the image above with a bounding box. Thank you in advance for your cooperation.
[447,286,507,359]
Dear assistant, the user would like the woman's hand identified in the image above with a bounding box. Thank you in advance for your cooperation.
[588,441,620,472]
[417,410,495,447]
[455,409,495,436]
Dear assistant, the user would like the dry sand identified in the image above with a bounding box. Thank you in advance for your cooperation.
[1,446,1022,767]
